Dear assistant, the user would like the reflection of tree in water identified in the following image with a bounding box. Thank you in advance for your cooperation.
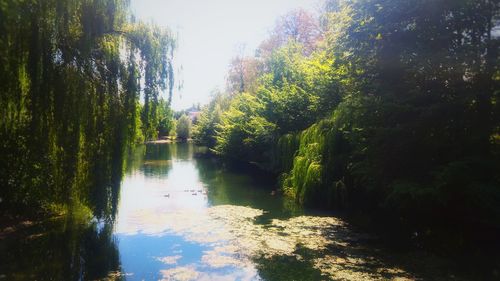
[123,145,147,174]
[193,153,304,219]
[142,144,174,178]
[88,148,124,222]
[173,142,193,160]
[2,144,126,279]
[0,218,121,280]
[123,143,197,181]
[145,143,174,161]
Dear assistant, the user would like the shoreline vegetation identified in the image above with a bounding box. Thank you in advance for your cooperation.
[191,0,500,277]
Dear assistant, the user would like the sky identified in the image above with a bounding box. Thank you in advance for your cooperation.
[130,0,321,110]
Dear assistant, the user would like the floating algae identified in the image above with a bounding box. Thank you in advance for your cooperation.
[116,205,415,280]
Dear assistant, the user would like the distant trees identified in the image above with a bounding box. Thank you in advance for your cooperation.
[193,91,229,147]
[176,114,192,140]
[226,56,262,94]
[259,9,322,57]
[225,9,323,96]
[157,98,174,138]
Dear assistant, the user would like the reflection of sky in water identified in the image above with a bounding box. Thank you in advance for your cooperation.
[113,144,413,281]
[118,235,208,280]
[117,161,208,217]
[114,147,259,280]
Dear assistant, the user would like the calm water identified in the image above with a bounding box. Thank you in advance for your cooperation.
[1,143,442,280]
[113,143,305,280]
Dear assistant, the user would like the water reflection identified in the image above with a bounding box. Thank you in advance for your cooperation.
[0,148,124,281]
[114,143,414,280]
[1,142,419,280]
[195,157,304,219]
[0,217,121,280]
[115,143,263,279]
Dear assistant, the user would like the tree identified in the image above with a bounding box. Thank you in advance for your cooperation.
[226,56,263,94]
[0,0,175,216]
[193,91,230,148]
[214,93,276,162]
[157,98,174,137]
[176,114,192,140]
[258,9,322,58]
[202,0,500,251]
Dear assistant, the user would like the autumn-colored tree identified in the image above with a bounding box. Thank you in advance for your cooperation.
[258,9,322,57]
[226,55,263,94]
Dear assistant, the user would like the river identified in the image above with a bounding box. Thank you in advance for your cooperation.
[1,143,460,280]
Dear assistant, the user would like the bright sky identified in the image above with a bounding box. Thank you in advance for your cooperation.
[130,0,321,110]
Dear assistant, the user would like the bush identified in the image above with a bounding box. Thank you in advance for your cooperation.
[176,114,191,140]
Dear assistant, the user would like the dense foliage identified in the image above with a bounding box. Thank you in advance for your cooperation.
[176,114,192,140]
[193,91,228,147]
[194,0,500,244]
[157,98,174,138]
[0,0,175,216]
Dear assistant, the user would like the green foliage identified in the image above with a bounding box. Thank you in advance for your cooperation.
[193,91,230,148]
[157,98,174,137]
[202,41,340,165]
[128,22,175,140]
[214,93,277,162]
[169,119,177,138]
[194,103,222,146]
[133,102,146,144]
[280,0,500,234]
[200,0,500,243]
[0,0,175,216]
[176,114,191,140]
[281,117,347,208]
[258,42,340,133]
[272,133,301,173]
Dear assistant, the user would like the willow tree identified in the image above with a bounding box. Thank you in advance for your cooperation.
[0,0,175,217]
